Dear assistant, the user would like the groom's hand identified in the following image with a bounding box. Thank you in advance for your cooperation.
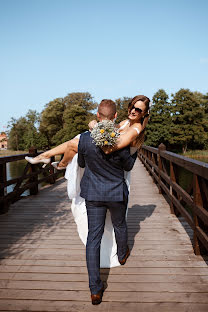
[101,145,115,155]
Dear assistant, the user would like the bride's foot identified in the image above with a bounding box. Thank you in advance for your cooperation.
[51,162,66,170]
[33,152,51,160]
[25,156,51,167]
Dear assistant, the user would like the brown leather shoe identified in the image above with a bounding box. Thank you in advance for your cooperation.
[119,247,130,265]
[91,287,104,305]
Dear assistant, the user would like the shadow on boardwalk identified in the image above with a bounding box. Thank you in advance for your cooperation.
[0,179,156,262]
[0,179,71,259]
[127,204,156,251]
[101,203,156,287]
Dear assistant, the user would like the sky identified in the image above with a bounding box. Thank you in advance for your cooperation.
[0,0,208,131]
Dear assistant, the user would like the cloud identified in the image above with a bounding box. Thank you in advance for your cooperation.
[200,58,208,64]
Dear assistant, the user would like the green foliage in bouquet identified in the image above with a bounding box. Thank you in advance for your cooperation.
[90,120,120,147]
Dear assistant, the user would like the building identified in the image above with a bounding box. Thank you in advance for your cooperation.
[0,133,8,149]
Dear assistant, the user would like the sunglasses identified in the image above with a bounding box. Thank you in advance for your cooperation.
[131,105,143,113]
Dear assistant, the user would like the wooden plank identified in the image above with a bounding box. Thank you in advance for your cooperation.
[0,289,208,302]
[0,241,194,249]
[0,300,207,312]
[1,272,208,283]
[1,280,208,293]
[0,235,194,242]
[1,263,208,275]
[2,251,203,260]
[0,253,204,263]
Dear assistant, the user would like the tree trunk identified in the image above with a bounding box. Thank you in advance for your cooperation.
[182,143,187,154]
[15,134,19,151]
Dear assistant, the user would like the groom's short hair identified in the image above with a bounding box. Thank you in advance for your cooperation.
[98,99,116,120]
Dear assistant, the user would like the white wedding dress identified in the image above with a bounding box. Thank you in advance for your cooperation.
[65,130,137,268]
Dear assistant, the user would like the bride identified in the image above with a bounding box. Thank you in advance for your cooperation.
[26,95,150,267]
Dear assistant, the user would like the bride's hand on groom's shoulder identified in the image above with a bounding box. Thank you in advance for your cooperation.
[88,120,97,131]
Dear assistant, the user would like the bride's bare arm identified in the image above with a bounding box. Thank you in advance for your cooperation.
[102,123,143,154]
[109,116,149,152]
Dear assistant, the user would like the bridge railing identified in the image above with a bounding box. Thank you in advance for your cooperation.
[0,148,64,214]
[138,144,208,256]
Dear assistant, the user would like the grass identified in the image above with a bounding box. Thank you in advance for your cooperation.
[0,150,27,157]
[183,150,208,157]
[181,150,208,163]
[0,149,62,162]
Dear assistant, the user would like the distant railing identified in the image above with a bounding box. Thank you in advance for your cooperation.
[138,144,208,256]
[0,148,65,214]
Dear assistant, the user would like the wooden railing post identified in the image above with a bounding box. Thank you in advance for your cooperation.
[143,148,146,164]
[193,174,204,255]
[48,156,56,184]
[158,143,166,194]
[170,161,176,215]
[0,163,9,214]
[28,147,38,195]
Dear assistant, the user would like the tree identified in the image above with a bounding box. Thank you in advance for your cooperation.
[115,97,131,123]
[7,118,18,150]
[52,105,94,145]
[63,92,97,112]
[8,117,28,150]
[202,92,208,114]
[22,110,40,149]
[145,89,171,147]
[39,98,65,147]
[39,92,97,148]
[201,92,208,149]
[170,89,206,153]
[8,110,41,150]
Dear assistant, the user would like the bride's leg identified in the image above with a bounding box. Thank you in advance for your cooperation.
[58,138,79,167]
[34,141,70,160]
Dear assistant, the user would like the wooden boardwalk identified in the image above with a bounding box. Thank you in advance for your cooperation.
[0,158,208,311]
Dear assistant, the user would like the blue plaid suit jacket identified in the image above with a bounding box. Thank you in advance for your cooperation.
[78,131,137,202]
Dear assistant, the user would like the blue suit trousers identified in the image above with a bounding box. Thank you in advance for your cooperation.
[85,196,128,294]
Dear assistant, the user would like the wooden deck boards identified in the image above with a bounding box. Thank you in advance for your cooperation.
[0,158,208,311]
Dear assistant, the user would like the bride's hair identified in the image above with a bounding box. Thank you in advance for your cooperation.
[98,99,116,120]
[128,95,150,150]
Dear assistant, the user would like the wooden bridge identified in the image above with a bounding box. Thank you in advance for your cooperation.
[0,146,208,311]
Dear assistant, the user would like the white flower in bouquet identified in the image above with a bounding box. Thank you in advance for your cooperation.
[90,120,120,147]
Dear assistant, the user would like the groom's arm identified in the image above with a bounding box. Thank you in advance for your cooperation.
[78,134,85,168]
[119,148,137,171]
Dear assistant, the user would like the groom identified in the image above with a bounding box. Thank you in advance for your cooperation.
[78,99,137,305]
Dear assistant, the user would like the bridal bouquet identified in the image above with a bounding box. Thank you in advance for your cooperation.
[90,120,120,147]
